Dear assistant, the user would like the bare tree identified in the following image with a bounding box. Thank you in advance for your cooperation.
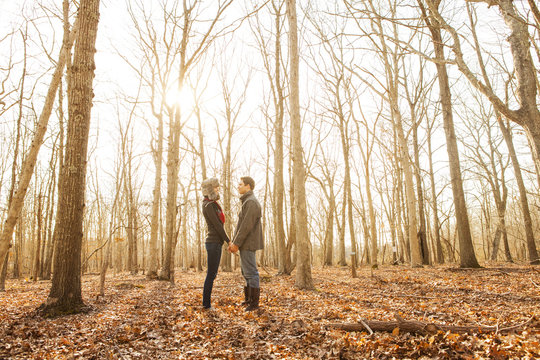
[40,0,101,316]
[465,2,537,264]
[418,0,480,268]
[249,0,293,274]
[287,0,313,289]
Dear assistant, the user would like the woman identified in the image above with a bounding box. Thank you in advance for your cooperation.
[201,177,230,309]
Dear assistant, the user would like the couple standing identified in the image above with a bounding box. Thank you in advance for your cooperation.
[201,176,264,311]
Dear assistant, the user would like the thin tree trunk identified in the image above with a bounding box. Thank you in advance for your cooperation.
[148,112,163,278]
[287,0,313,290]
[163,108,180,282]
[33,193,43,282]
[337,189,347,266]
[412,110,430,265]
[420,0,480,268]
[427,111,443,264]
[0,253,8,291]
[273,4,289,275]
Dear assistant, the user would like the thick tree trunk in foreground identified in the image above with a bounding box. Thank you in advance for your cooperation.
[40,0,101,316]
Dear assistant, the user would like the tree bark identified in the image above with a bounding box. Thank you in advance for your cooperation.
[147,113,162,278]
[162,109,181,282]
[328,316,530,335]
[40,0,100,316]
[33,193,43,281]
[273,2,290,275]
[411,105,430,265]
[287,0,314,290]
[427,125,444,264]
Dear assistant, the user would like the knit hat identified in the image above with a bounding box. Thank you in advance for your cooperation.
[201,177,220,201]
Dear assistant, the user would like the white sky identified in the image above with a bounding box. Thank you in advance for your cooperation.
[1,0,538,250]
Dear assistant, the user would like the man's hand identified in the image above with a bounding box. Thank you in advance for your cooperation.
[228,243,239,253]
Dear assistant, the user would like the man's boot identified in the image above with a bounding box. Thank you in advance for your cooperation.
[245,287,260,311]
[241,286,251,306]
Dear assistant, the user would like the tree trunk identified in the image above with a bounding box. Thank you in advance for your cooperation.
[221,118,233,272]
[337,189,347,266]
[12,220,22,279]
[427,121,443,264]
[33,193,43,282]
[324,186,335,266]
[274,7,289,275]
[0,253,8,291]
[125,167,137,275]
[287,0,313,290]
[499,117,537,264]
[420,0,480,268]
[40,0,100,316]
[365,164,378,268]
[195,183,203,272]
[162,110,180,282]
[395,165,408,263]
[147,165,161,278]
[412,110,430,265]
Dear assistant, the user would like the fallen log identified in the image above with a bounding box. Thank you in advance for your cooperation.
[328,315,535,335]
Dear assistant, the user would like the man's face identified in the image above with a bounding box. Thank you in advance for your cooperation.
[237,180,250,195]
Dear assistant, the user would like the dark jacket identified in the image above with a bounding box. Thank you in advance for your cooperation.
[202,198,230,245]
[232,190,264,251]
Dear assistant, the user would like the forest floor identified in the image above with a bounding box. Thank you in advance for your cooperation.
[0,264,539,359]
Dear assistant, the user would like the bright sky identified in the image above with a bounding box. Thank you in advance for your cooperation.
[1,0,537,248]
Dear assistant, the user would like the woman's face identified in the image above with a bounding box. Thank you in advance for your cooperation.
[214,185,220,195]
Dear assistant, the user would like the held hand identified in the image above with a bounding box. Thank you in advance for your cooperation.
[228,243,239,253]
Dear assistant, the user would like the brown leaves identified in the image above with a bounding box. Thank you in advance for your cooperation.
[0,265,538,359]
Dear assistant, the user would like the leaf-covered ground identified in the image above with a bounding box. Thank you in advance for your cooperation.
[1,265,539,359]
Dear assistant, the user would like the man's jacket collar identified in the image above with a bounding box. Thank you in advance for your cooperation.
[240,190,254,202]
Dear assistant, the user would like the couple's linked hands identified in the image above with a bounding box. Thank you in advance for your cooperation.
[228,242,239,254]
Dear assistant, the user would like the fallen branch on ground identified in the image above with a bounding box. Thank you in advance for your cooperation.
[327,314,535,335]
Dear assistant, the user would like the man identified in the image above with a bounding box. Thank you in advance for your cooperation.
[228,176,264,311]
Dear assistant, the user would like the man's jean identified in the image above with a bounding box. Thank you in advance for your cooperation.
[203,242,222,308]
[240,250,259,288]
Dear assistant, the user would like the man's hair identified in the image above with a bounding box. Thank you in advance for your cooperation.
[241,176,255,190]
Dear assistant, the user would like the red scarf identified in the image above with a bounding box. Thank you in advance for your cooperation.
[214,201,225,224]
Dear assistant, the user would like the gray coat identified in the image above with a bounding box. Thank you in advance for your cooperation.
[232,191,264,251]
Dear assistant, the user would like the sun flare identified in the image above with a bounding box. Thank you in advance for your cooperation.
[165,85,195,111]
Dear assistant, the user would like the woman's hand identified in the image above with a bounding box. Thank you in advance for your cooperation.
[228,243,239,253]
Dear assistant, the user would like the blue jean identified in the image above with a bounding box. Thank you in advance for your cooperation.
[203,242,222,307]
[240,250,259,288]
